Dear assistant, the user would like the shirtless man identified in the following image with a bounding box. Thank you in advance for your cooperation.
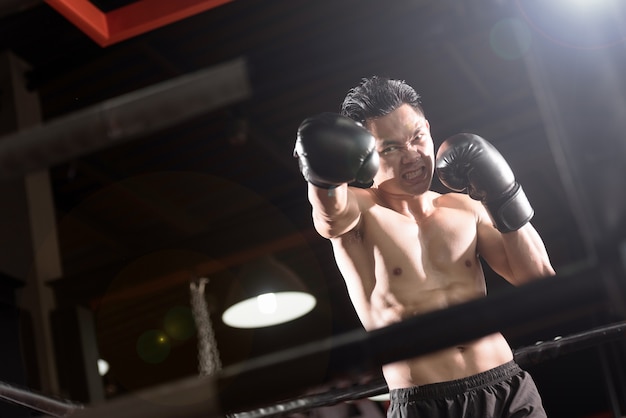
[294,76,556,417]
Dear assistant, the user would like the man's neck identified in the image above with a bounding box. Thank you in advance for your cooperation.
[372,188,436,220]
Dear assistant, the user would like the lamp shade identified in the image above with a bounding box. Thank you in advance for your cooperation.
[222,257,316,328]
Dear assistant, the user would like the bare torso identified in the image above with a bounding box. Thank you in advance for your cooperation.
[330,188,513,389]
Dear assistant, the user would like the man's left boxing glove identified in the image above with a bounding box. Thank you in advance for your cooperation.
[435,133,533,233]
[294,113,379,189]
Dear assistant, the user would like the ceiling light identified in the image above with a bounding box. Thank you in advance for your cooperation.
[222,256,316,329]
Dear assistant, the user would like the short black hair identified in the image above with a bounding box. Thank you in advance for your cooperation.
[340,76,424,125]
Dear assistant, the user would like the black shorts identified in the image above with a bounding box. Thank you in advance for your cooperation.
[387,361,546,418]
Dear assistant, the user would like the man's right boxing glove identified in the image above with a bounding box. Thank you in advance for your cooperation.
[294,113,379,189]
[435,133,534,233]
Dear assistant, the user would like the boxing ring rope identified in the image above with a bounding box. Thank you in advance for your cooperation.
[0,381,83,417]
[216,269,618,413]
[229,320,626,418]
[5,323,621,418]
[227,322,626,418]
[0,268,622,417]
[3,304,624,417]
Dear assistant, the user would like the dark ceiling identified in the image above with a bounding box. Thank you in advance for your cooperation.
[1,0,626,416]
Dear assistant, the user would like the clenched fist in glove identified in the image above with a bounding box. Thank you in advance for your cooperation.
[436,133,533,233]
[294,113,379,189]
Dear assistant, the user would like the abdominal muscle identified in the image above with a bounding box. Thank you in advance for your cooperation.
[333,236,514,390]
[371,285,514,389]
[382,332,514,389]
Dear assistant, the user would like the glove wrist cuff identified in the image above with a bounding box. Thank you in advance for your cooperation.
[484,183,534,233]
[309,179,339,190]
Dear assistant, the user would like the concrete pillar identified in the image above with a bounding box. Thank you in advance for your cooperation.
[0,50,62,395]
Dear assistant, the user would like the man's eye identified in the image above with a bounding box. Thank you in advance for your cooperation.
[381,146,398,154]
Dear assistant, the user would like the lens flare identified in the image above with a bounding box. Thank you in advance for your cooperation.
[136,330,171,364]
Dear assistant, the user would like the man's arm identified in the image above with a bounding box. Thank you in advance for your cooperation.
[500,223,555,284]
[477,205,555,285]
[294,113,378,238]
[308,184,362,239]
[437,133,555,285]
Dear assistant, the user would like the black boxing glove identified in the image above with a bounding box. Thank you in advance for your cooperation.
[435,133,533,232]
[294,113,379,189]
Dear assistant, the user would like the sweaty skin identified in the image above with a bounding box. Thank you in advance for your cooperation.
[308,104,555,389]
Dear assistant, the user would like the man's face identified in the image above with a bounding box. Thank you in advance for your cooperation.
[365,104,434,196]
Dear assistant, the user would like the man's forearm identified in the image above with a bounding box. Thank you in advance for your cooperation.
[309,183,360,239]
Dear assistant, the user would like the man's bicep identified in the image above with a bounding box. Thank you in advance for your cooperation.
[476,209,515,282]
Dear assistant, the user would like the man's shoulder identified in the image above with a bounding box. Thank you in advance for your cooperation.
[435,191,478,208]
[348,185,379,207]
[434,192,491,227]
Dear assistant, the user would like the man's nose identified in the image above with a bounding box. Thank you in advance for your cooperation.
[401,147,421,164]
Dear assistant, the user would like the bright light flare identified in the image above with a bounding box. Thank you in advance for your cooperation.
[257,292,277,314]
[516,0,626,49]
[97,359,110,376]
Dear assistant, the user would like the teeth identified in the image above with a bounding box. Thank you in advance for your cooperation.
[404,168,422,180]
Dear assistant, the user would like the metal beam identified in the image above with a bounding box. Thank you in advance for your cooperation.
[0,0,41,18]
[0,57,252,177]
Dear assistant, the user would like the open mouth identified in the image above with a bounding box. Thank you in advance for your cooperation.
[403,166,426,181]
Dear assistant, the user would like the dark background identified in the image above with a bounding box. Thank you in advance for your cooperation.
[1,0,625,417]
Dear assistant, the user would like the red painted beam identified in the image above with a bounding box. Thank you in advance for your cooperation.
[44,0,234,47]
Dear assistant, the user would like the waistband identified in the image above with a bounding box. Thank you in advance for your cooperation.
[389,361,522,401]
